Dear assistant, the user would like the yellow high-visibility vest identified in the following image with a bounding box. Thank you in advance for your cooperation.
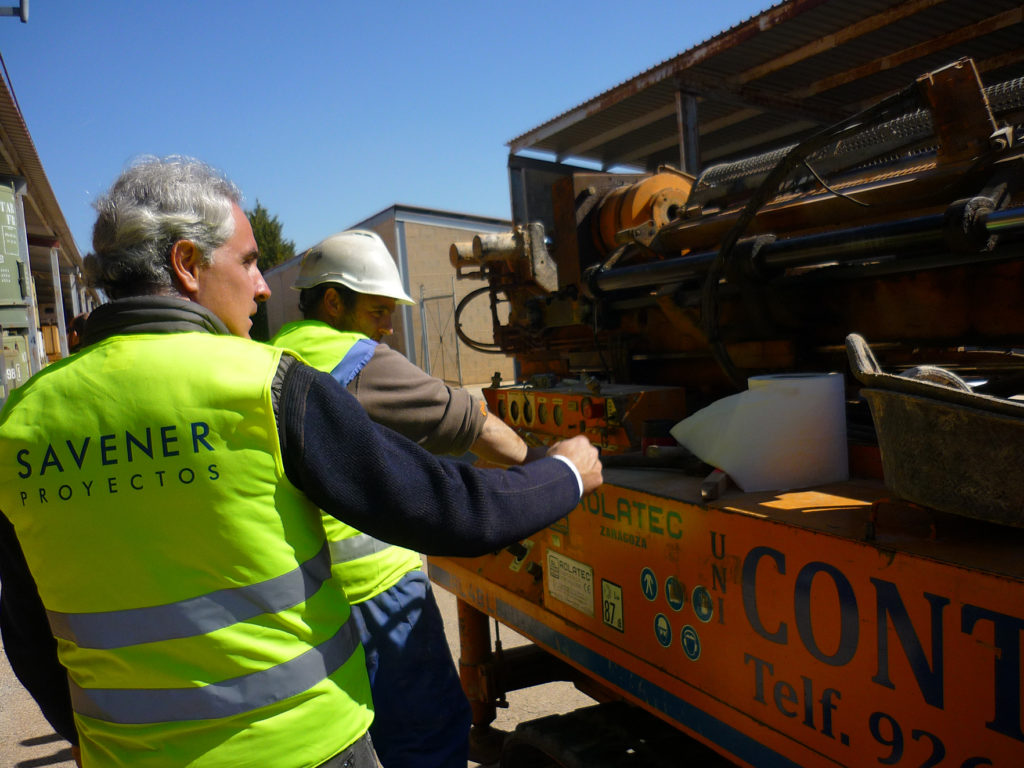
[0,331,372,767]
[272,321,423,604]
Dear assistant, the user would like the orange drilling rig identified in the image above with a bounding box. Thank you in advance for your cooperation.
[428,2,1024,766]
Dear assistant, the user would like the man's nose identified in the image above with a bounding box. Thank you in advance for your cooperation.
[255,272,271,302]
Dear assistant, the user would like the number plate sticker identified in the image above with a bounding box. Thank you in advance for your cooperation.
[602,579,624,632]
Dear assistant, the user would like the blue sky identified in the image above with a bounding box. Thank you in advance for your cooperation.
[1,0,771,255]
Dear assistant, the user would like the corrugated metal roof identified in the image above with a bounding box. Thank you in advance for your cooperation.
[0,73,79,256]
[509,0,1024,172]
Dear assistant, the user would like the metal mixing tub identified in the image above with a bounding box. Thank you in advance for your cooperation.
[846,333,1024,526]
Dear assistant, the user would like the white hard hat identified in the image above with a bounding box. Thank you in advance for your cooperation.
[292,229,415,304]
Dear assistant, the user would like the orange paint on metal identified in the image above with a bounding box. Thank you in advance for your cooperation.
[457,597,497,728]
[484,385,686,453]
[432,476,1024,767]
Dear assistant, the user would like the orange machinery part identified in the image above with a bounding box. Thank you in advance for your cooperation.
[430,474,1024,767]
[484,384,687,454]
[593,171,694,255]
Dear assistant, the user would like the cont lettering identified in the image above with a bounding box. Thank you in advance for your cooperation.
[742,546,1024,743]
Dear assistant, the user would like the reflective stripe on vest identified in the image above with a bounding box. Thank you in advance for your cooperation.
[69,616,360,724]
[329,532,391,564]
[47,543,333,650]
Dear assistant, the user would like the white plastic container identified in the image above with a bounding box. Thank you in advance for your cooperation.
[670,372,848,492]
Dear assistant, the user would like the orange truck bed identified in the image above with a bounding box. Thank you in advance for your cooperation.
[429,469,1024,767]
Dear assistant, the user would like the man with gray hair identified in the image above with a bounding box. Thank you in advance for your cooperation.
[0,155,602,768]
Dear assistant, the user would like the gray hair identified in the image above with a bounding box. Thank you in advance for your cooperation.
[86,156,242,299]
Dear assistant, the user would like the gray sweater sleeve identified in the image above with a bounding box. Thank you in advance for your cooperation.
[348,344,485,456]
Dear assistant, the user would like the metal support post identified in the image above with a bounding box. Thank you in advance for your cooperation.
[459,597,511,762]
[675,89,700,175]
[418,283,430,373]
[50,246,68,358]
[451,276,463,385]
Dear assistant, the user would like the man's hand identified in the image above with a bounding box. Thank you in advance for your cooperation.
[547,435,603,495]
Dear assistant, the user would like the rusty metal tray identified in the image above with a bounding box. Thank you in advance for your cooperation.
[846,333,1024,527]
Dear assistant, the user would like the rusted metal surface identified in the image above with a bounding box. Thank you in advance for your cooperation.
[849,332,1024,526]
[732,0,946,87]
[918,59,999,164]
[793,6,1024,100]
[509,0,1024,175]
[508,0,832,154]
[458,597,498,729]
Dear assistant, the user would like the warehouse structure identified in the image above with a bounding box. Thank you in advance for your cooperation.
[1,63,98,402]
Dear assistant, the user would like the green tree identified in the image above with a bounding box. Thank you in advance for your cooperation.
[247,200,295,272]
[246,201,295,341]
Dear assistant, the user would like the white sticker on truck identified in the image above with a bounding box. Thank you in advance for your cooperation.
[602,579,624,632]
[546,550,595,617]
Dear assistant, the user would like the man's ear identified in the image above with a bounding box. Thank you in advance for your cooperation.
[169,240,202,298]
[323,286,344,321]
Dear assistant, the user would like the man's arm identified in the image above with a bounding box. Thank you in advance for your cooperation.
[280,362,601,557]
[468,411,530,466]
[353,345,541,465]
[349,345,487,455]
[0,512,77,744]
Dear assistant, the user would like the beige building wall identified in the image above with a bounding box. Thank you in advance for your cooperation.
[263,258,303,337]
[263,205,514,387]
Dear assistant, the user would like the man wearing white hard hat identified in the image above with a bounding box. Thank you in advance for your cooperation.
[271,230,540,768]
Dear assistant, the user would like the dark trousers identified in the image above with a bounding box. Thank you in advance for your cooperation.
[351,570,471,768]
[317,733,378,768]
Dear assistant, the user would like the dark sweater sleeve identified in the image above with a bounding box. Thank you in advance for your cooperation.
[279,362,580,556]
[0,511,77,743]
